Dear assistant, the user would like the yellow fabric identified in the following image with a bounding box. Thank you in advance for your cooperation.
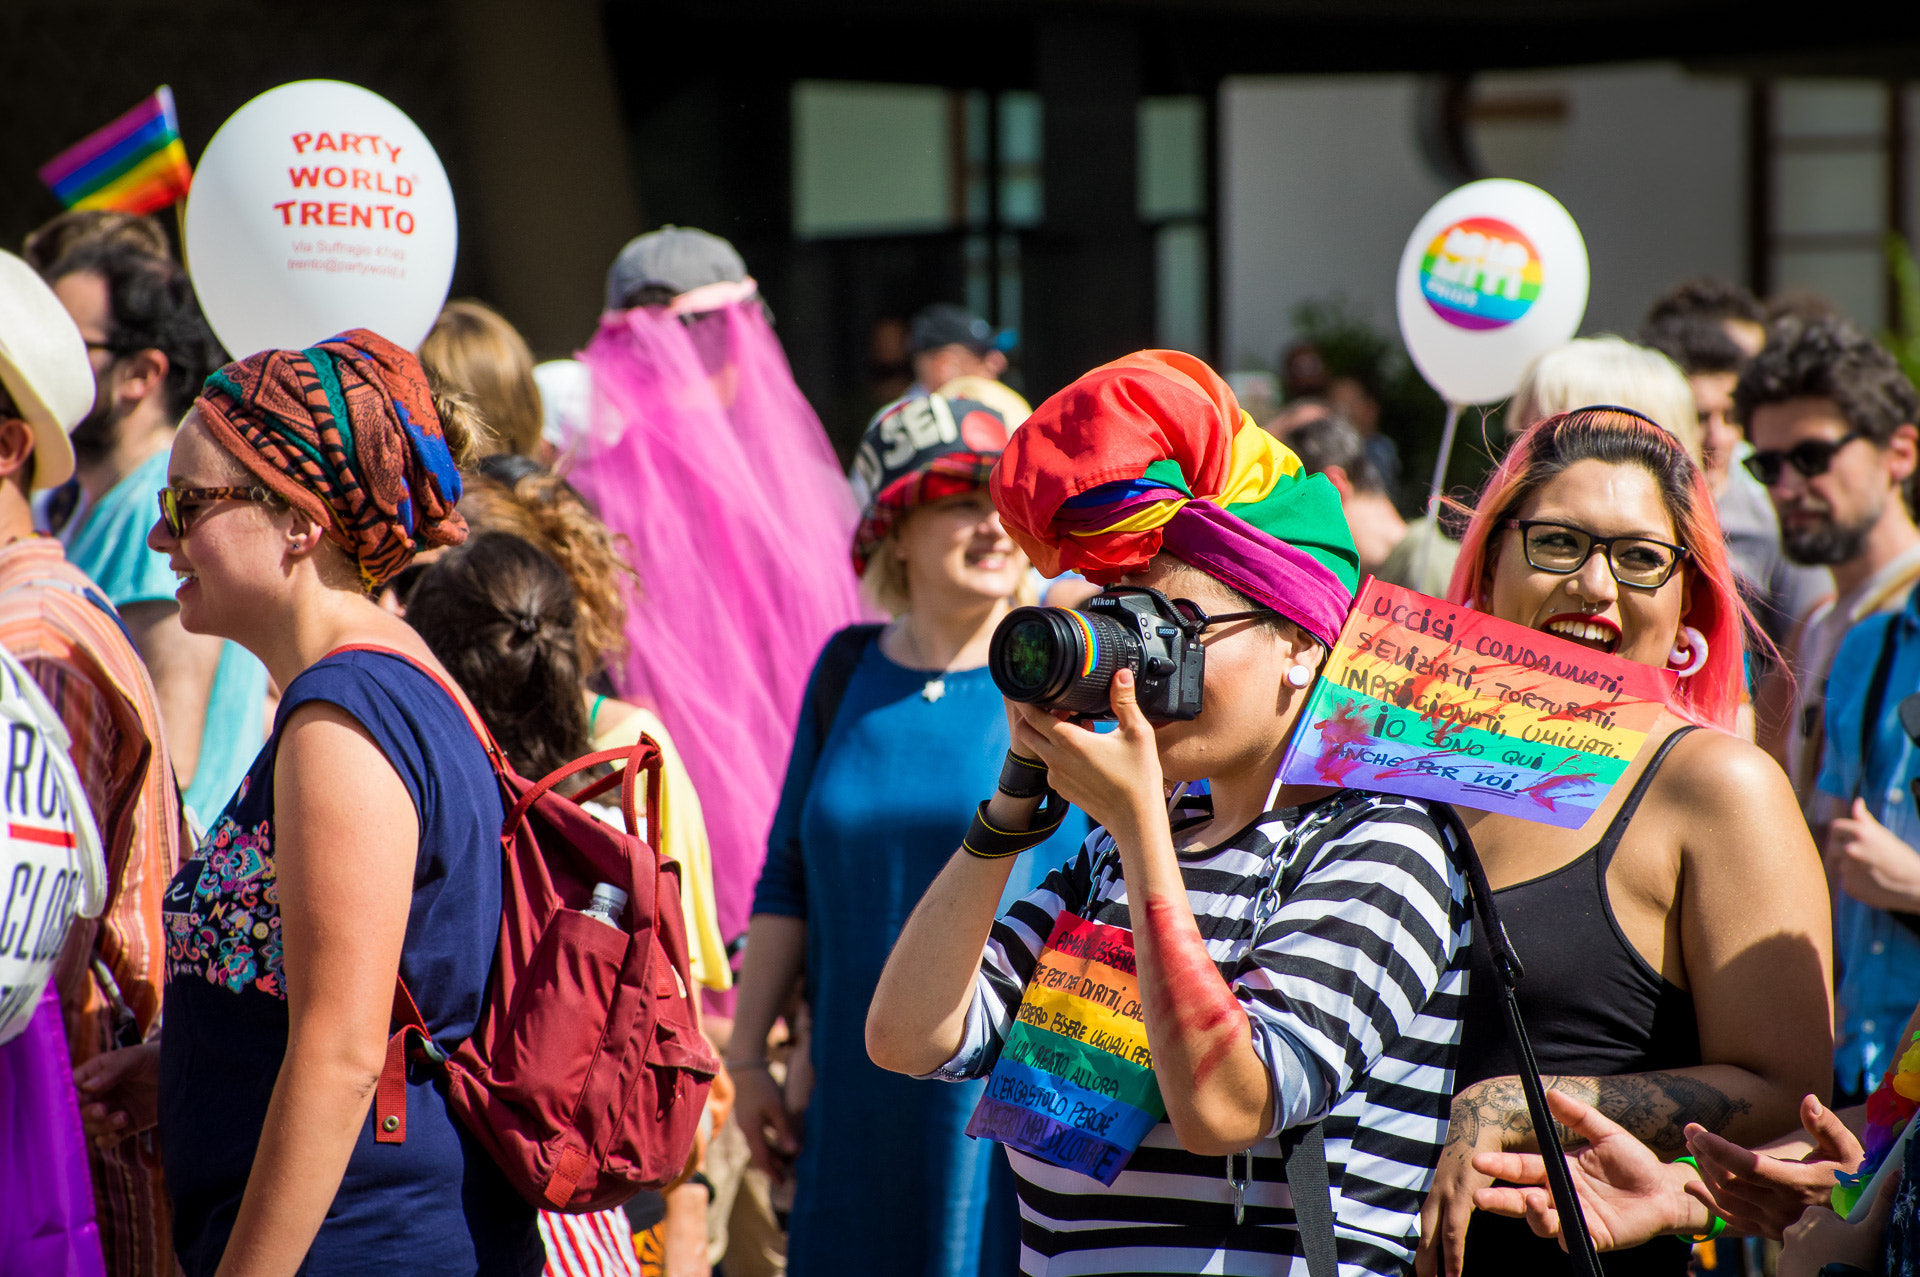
[1214,416,1303,509]
[593,704,732,991]
[1062,414,1300,539]
[1068,497,1188,537]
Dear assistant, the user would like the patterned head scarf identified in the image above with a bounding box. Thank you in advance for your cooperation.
[990,350,1359,648]
[849,393,1013,573]
[193,328,467,590]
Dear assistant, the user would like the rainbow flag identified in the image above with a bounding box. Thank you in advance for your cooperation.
[39,87,192,215]
[966,913,1165,1185]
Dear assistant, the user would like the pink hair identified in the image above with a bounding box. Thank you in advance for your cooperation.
[1445,407,1762,733]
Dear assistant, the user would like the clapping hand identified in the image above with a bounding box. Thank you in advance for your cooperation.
[1470,1090,1711,1251]
[1684,1094,1864,1241]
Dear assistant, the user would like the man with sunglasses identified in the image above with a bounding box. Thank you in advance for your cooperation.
[1736,317,1920,805]
[39,240,267,832]
[1738,315,1920,1107]
[0,248,190,1277]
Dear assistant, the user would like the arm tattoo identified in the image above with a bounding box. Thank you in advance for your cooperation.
[1447,1072,1753,1158]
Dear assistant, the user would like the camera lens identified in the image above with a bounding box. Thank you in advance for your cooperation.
[989,605,1136,717]
[999,615,1059,695]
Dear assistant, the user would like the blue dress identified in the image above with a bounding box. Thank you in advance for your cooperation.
[157,650,542,1276]
[754,637,1089,1277]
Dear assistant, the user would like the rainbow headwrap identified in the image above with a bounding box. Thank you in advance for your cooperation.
[990,350,1359,648]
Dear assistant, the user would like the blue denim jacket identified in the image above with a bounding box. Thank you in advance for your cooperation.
[1820,595,1920,1097]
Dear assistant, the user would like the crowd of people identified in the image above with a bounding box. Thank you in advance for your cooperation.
[7,197,1920,1277]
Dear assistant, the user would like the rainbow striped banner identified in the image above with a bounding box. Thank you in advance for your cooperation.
[40,87,192,215]
[1278,579,1673,828]
[967,913,1165,1185]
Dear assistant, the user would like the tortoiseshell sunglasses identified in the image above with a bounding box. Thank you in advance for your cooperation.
[157,485,273,538]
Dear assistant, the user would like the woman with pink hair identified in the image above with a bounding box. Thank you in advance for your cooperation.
[1416,406,1833,1277]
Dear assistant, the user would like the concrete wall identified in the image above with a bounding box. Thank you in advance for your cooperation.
[1222,64,1749,379]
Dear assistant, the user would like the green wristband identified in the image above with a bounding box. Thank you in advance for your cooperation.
[1672,1157,1728,1241]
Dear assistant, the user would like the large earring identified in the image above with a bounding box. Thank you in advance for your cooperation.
[1667,625,1709,679]
[1286,664,1313,688]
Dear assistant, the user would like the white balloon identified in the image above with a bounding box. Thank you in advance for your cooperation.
[1395,179,1588,406]
[184,80,456,359]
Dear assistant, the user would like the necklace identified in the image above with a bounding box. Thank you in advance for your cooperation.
[897,620,954,702]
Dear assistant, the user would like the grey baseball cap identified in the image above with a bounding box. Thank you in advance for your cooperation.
[604,226,747,310]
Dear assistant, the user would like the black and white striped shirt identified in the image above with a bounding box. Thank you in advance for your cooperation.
[930,791,1471,1276]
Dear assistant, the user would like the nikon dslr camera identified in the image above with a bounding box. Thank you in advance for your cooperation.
[987,587,1207,721]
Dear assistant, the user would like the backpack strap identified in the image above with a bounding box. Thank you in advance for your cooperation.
[322,643,518,1147]
[811,624,884,749]
[326,642,511,774]
[1283,1123,1337,1277]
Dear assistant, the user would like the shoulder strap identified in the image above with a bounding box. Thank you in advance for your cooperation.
[1593,724,1699,865]
[1284,1122,1338,1277]
[811,624,884,749]
[1857,615,1906,802]
[324,643,510,774]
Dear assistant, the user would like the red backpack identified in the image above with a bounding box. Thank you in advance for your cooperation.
[349,646,721,1212]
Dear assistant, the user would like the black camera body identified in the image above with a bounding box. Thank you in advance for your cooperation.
[988,587,1205,721]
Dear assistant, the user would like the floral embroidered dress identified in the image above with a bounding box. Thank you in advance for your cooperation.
[157,650,543,1276]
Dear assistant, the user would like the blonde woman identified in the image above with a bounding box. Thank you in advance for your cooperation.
[1509,336,1704,463]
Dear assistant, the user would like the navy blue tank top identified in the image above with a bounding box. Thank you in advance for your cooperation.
[1456,726,1702,1276]
[158,650,542,1276]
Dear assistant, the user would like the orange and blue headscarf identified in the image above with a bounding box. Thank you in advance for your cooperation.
[990,350,1359,648]
[194,329,466,591]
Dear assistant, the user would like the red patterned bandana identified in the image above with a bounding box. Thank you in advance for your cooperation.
[194,328,467,590]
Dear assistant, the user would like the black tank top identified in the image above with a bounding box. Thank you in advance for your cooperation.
[1455,725,1702,1276]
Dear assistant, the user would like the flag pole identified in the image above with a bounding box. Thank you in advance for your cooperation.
[1413,401,1463,589]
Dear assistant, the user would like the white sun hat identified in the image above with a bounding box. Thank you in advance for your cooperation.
[0,249,94,489]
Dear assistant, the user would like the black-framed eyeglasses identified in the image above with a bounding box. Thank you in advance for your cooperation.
[1504,519,1688,589]
[1742,430,1865,486]
[157,485,273,538]
[1167,596,1273,636]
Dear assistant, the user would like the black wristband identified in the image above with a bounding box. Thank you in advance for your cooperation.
[963,792,1070,859]
[996,750,1050,799]
[685,1170,715,1201]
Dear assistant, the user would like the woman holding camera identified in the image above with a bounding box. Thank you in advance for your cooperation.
[729,394,1089,1277]
[1415,406,1832,1277]
[868,352,1475,1276]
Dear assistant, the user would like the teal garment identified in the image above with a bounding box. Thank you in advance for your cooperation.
[756,638,1090,1277]
[63,447,267,824]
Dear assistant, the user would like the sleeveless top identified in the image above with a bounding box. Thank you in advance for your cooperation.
[157,650,543,1277]
[1455,725,1702,1276]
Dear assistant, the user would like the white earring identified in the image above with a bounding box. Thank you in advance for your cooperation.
[1667,625,1709,679]
[1286,664,1313,688]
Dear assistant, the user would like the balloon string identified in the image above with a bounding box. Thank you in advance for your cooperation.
[1414,400,1463,592]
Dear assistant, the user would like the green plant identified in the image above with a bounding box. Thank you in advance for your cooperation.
[1884,233,1920,390]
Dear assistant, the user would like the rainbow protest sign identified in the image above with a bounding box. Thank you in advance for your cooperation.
[1278,579,1674,829]
[966,914,1165,1185]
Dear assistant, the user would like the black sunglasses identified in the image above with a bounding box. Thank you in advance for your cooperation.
[1742,430,1865,486]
